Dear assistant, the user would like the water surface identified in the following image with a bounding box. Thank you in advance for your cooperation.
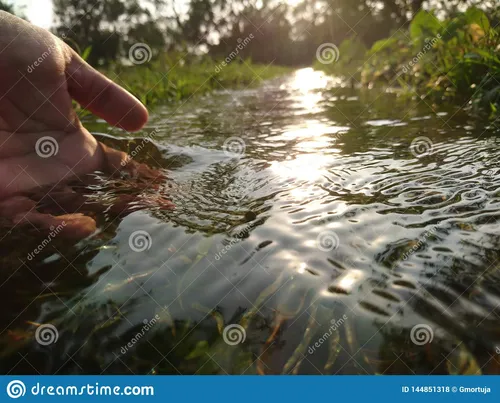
[2,68,500,374]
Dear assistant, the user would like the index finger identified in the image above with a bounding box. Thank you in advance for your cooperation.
[65,50,149,132]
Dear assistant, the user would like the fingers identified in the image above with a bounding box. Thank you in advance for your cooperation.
[108,194,174,215]
[0,182,173,245]
[65,50,148,132]
[97,142,167,183]
[0,195,96,240]
[18,212,97,240]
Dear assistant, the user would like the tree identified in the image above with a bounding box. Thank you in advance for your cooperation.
[0,0,25,18]
[53,0,166,65]
[0,0,14,14]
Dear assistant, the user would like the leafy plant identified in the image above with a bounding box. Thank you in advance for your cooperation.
[317,6,500,117]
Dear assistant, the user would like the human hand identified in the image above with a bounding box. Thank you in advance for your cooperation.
[0,12,170,238]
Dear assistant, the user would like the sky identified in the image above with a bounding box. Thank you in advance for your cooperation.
[12,0,53,28]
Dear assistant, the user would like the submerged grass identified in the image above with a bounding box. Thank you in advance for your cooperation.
[316,6,500,118]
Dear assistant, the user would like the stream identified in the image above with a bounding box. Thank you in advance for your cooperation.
[1,68,500,374]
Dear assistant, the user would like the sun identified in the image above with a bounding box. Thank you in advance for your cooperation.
[18,0,53,29]
[283,0,302,6]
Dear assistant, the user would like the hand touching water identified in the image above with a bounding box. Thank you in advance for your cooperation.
[0,12,168,238]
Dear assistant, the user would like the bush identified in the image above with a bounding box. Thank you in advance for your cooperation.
[317,7,500,117]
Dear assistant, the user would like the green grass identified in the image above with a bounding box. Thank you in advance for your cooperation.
[316,7,500,118]
[95,54,291,109]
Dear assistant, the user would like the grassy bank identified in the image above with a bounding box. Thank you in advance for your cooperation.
[316,7,500,118]
[95,55,290,109]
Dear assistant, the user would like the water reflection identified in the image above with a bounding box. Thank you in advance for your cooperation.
[1,68,500,374]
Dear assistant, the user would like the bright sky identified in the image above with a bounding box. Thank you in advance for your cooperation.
[12,0,53,28]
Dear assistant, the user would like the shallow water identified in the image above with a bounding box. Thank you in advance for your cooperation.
[2,68,500,374]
